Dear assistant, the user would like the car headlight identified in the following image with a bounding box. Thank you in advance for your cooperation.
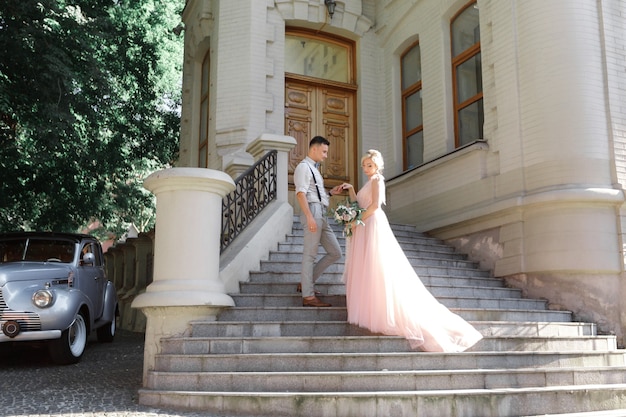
[32,289,54,308]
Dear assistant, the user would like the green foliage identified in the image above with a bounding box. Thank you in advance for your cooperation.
[0,0,183,237]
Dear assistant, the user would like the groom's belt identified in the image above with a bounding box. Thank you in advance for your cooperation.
[307,201,328,210]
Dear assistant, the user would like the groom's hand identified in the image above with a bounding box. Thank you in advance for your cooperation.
[330,184,345,195]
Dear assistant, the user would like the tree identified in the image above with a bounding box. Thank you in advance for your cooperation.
[0,0,183,237]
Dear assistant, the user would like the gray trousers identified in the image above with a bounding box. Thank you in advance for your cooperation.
[300,203,342,298]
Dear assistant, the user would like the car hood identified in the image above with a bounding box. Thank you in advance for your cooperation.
[0,262,73,286]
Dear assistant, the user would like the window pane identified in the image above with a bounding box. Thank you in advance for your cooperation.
[458,99,484,146]
[285,35,349,83]
[406,131,424,170]
[199,144,207,168]
[200,99,208,144]
[401,44,421,90]
[452,3,480,57]
[405,90,423,132]
[201,53,210,96]
[456,53,482,103]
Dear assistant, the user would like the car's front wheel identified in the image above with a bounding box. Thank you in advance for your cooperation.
[49,312,88,365]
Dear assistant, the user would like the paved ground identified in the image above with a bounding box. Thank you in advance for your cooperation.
[0,330,224,417]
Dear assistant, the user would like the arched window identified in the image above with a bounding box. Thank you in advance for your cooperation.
[401,41,423,170]
[198,51,210,167]
[451,1,483,147]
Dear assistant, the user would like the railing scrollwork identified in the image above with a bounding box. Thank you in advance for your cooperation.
[221,150,277,252]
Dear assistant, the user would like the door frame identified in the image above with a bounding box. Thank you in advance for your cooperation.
[284,28,358,190]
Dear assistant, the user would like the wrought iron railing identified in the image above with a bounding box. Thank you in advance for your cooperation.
[221,150,277,252]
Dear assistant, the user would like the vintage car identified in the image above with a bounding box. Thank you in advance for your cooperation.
[0,232,118,364]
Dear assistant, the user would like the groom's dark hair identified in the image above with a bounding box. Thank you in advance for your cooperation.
[309,136,330,147]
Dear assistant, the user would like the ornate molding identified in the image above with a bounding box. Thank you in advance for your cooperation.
[275,0,373,36]
[183,0,215,57]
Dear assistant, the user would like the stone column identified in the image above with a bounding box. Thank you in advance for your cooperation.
[116,234,150,331]
[246,133,297,203]
[132,167,235,381]
[108,247,125,296]
[120,243,136,295]
[103,251,115,289]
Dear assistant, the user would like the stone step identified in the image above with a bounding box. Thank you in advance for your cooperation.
[524,409,626,417]
[144,366,626,392]
[291,226,439,243]
[154,350,626,373]
[248,271,496,285]
[187,320,596,338]
[146,216,626,416]
[281,228,455,241]
[217,306,574,323]
[258,259,486,276]
[476,321,596,337]
[137,384,626,417]
[284,233,460,251]
[266,252,478,268]
[239,281,523,298]
[229,293,548,310]
[158,335,616,355]
[275,244,465,259]
[292,220,424,235]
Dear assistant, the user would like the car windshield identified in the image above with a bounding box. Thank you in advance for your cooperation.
[0,238,76,263]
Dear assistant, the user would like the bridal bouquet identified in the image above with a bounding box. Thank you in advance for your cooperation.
[330,200,365,237]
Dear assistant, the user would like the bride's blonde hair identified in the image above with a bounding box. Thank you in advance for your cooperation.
[362,149,384,173]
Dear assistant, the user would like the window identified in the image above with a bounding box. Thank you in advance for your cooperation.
[401,41,423,170]
[81,242,102,266]
[285,33,351,83]
[198,51,210,167]
[451,1,483,147]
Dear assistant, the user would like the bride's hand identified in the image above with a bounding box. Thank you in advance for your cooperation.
[330,184,344,195]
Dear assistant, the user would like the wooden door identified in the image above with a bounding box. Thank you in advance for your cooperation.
[285,79,356,190]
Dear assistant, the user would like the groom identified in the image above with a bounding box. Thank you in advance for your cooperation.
[294,136,344,307]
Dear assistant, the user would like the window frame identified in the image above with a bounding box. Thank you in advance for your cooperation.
[400,40,424,171]
[451,0,483,148]
[198,50,210,168]
[285,28,356,86]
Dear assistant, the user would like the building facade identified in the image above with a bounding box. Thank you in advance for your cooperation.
[172,0,626,344]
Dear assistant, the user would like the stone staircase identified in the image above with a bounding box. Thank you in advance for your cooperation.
[138,220,626,416]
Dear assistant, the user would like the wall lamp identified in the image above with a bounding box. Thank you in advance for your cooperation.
[172,22,185,36]
[325,0,336,19]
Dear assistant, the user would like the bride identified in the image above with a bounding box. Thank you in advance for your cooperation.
[339,149,483,352]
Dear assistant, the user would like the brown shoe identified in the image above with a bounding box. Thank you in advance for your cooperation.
[297,283,321,295]
[302,296,331,307]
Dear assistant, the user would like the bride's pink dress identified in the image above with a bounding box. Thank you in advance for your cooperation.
[343,175,483,352]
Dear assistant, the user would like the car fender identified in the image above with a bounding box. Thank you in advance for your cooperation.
[99,282,118,323]
[3,281,89,322]
[25,288,93,331]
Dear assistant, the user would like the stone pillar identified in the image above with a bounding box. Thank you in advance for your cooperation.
[103,251,115,288]
[246,133,297,203]
[132,167,236,381]
[117,234,150,331]
[108,246,125,296]
[224,152,255,179]
[128,233,153,332]
[117,241,134,331]
[120,243,136,295]
[132,233,154,294]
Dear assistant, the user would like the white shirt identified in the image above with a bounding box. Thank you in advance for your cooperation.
[294,157,330,207]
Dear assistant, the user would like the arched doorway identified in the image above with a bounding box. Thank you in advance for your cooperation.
[284,29,357,190]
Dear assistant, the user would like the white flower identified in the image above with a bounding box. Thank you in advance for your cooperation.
[330,201,365,237]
